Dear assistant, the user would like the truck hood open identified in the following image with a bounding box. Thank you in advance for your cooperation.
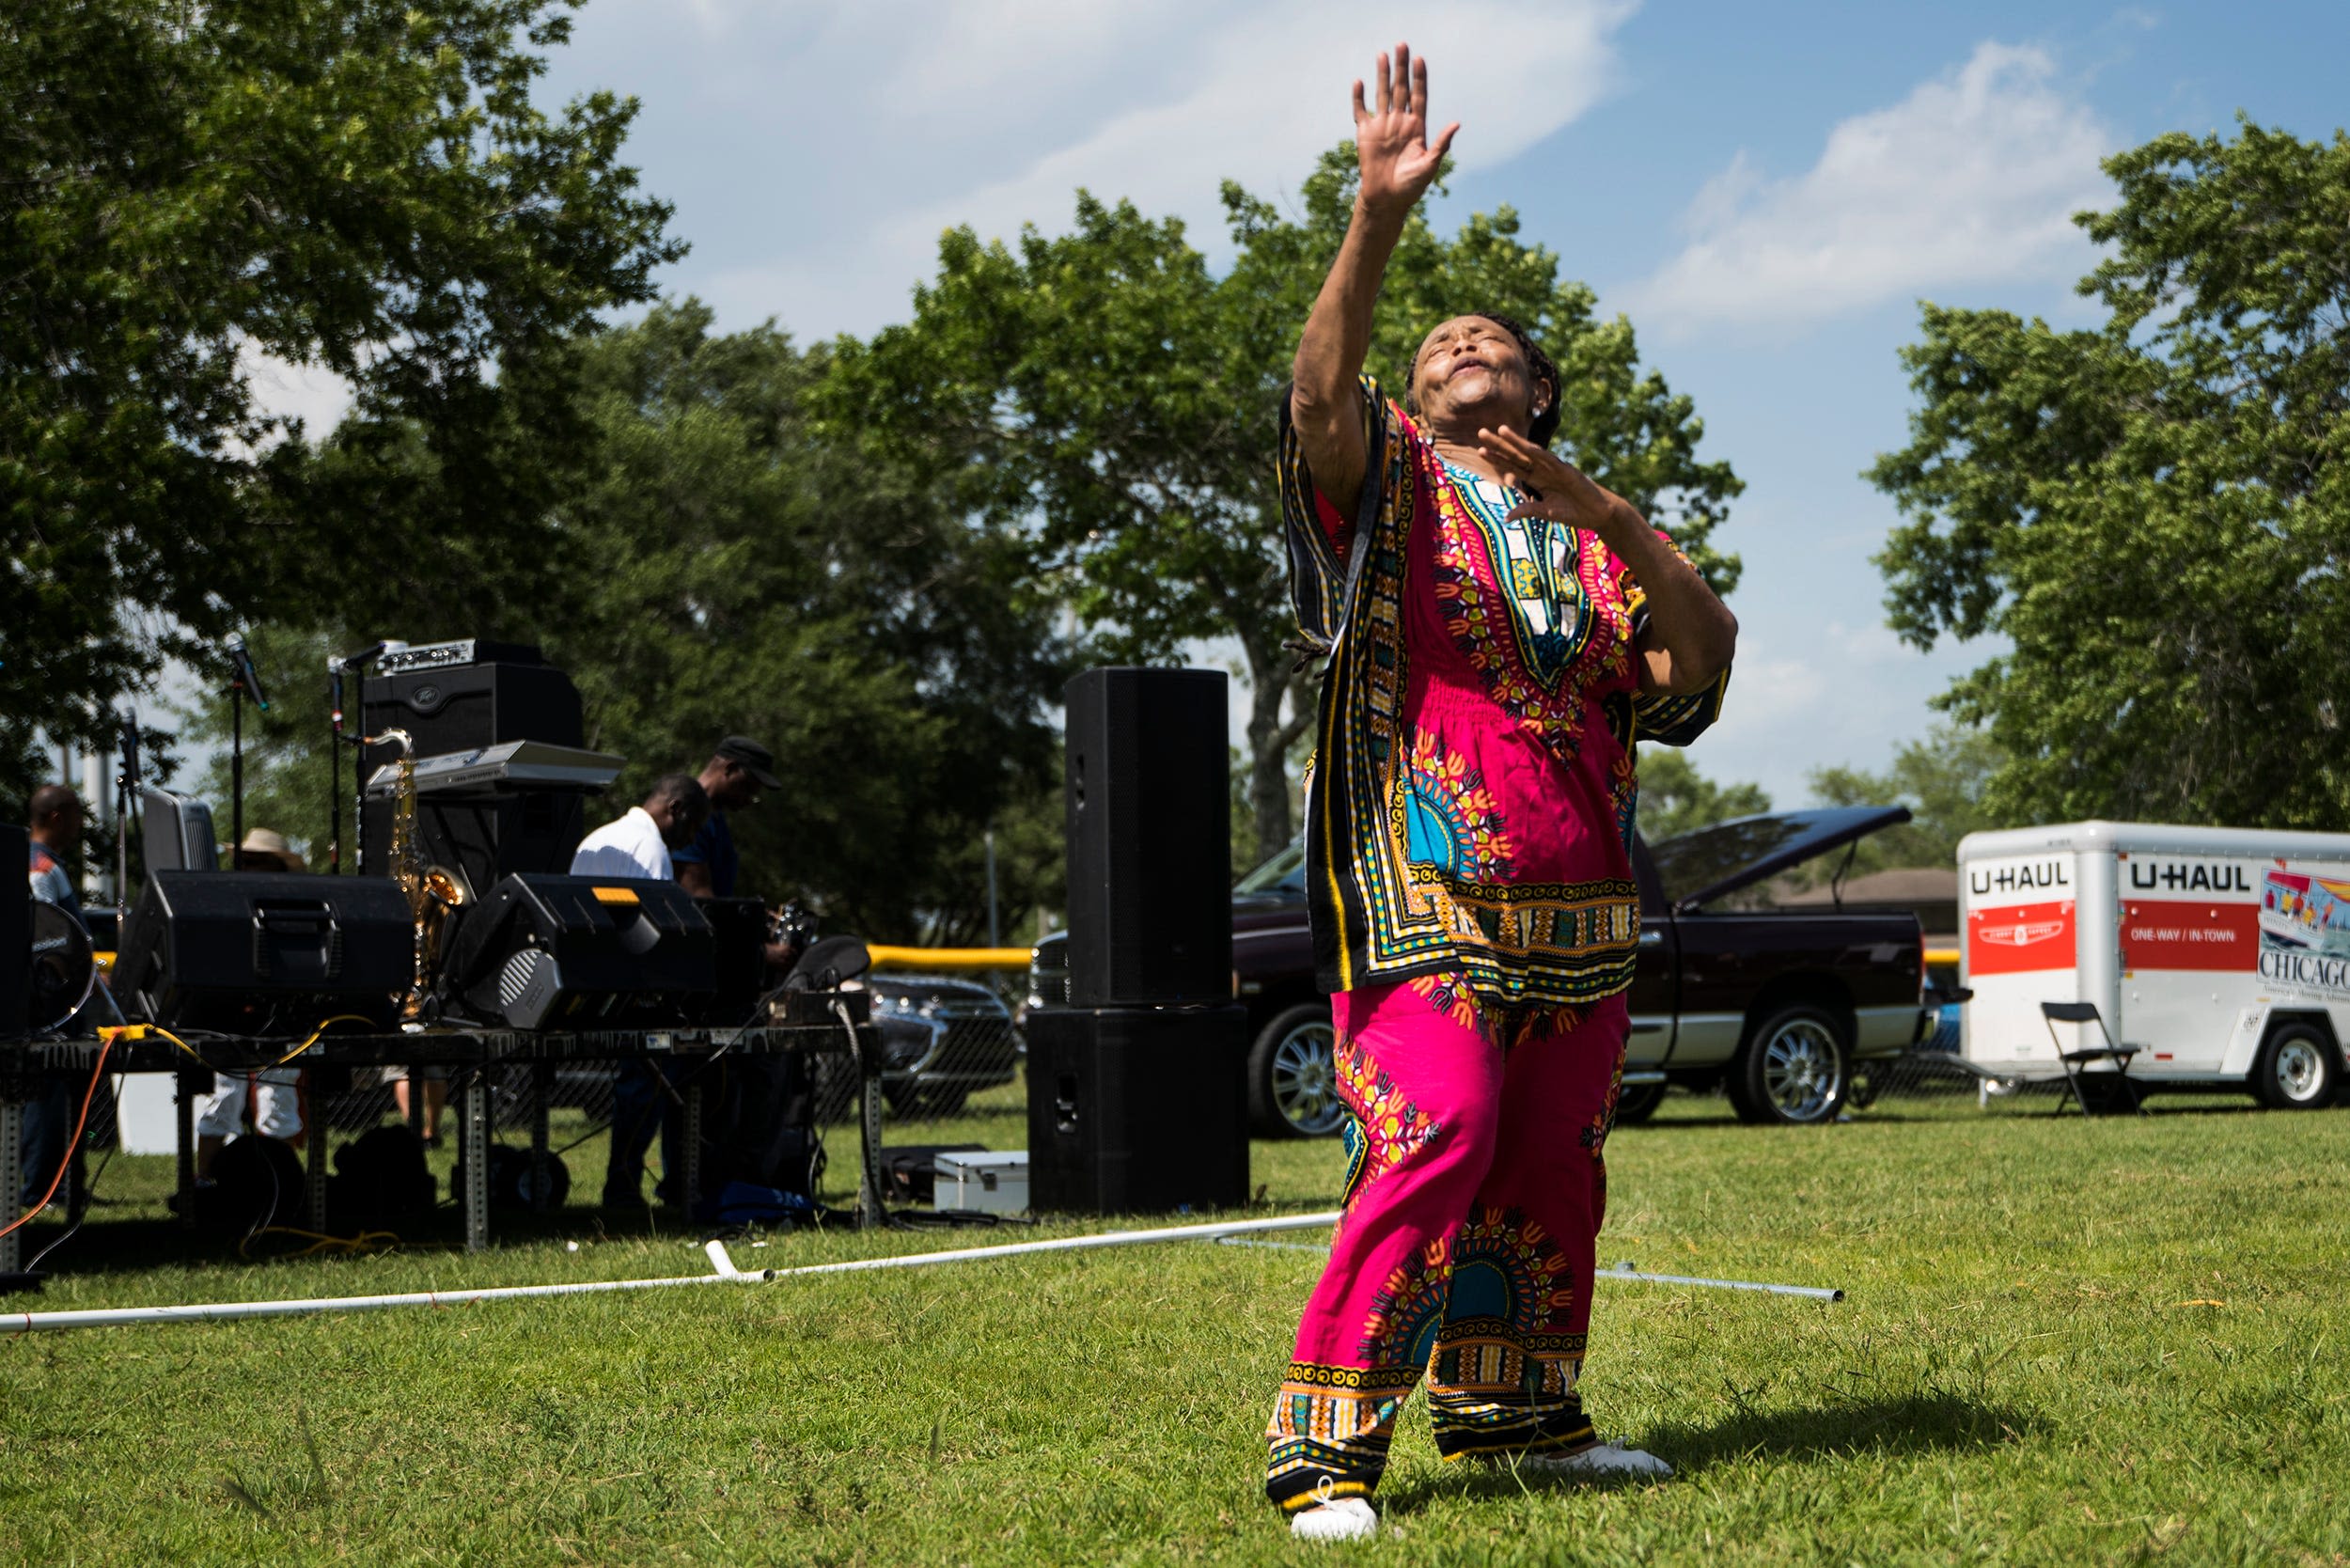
[1648,806,1914,913]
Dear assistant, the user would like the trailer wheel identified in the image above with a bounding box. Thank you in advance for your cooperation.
[1612,1082,1668,1125]
[2254,1023,2339,1110]
[1729,1005,1849,1126]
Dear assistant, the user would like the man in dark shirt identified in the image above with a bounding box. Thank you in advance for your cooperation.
[672,736,797,969]
[670,735,778,901]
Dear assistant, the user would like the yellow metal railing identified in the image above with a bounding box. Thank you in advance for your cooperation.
[865,945,1034,972]
[1925,947,1959,969]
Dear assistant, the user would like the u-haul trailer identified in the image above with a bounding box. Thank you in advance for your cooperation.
[1958,821,2350,1108]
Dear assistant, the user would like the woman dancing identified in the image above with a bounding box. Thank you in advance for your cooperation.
[1266,43,1739,1543]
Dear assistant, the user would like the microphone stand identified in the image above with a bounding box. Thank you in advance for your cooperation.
[116,713,140,927]
[229,666,244,861]
[224,635,270,865]
[328,664,345,872]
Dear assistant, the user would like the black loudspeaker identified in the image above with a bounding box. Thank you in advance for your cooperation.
[114,871,412,1033]
[369,793,586,905]
[3,824,27,1040]
[1064,667,1232,1006]
[436,873,715,1029]
[1024,1004,1248,1215]
[359,658,583,772]
[359,659,588,891]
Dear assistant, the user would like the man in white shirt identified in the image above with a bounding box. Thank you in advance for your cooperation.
[570,775,709,881]
[575,773,709,1212]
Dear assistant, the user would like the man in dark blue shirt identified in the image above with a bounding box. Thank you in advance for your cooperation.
[669,734,780,902]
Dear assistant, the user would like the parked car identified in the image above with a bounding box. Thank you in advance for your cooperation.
[862,972,1022,1117]
[1032,808,1931,1135]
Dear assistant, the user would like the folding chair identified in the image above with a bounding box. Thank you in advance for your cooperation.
[2040,1001,2145,1117]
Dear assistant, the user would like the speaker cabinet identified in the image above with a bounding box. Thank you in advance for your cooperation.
[363,792,586,905]
[436,873,715,1029]
[1063,667,1231,1006]
[114,871,413,1033]
[3,824,26,1040]
[359,658,583,774]
[1024,1004,1247,1215]
[358,658,589,890]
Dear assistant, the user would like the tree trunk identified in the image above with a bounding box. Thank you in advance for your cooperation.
[1240,629,1315,865]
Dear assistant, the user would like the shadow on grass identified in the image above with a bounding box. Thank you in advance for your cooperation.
[1640,1389,2044,1472]
[1383,1391,2041,1509]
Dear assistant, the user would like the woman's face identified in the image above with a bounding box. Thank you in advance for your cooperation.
[1410,316,1547,436]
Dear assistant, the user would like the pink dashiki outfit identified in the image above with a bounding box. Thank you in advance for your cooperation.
[1263,376,1728,1513]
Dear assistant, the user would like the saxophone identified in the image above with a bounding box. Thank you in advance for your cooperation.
[365,727,468,1023]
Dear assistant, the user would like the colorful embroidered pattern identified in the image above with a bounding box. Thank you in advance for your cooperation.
[1426,456,1636,768]
[1402,729,1516,882]
[1266,1360,1421,1513]
[1424,1206,1592,1457]
[1277,374,1730,1020]
[1334,1034,1443,1213]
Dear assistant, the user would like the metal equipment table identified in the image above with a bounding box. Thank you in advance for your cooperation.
[1,990,884,1270]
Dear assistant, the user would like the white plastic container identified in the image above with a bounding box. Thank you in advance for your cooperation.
[934,1150,1029,1215]
[1958,821,2350,1094]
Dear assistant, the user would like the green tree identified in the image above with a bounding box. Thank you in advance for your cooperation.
[1808,723,2005,875]
[2,0,680,808]
[182,304,1072,943]
[1635,747,1770,842]
[829,149,1743,858]
[1870,120,2350,829]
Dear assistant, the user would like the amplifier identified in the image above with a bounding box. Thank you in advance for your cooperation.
[114,872,412,1033]
[359,660,584,791]
[437,873,715,1029]
[1023,1004,1248,1215]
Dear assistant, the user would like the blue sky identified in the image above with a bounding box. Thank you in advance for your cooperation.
[439,3,2343,805]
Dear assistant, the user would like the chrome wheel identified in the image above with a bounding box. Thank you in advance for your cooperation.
[1267,1018,1345,1137]
[1731,1004,1849,1126]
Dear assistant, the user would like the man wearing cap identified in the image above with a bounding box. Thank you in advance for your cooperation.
[672,737,779,900]
[674,737,796,968]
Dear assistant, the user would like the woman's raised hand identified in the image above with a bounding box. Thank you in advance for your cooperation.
[1477,425,1634,538]
[1353,44,1459,219]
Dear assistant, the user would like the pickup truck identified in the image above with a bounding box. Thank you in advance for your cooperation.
[1029,807,1932,1133]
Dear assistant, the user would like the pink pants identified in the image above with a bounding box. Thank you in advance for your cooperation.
[1264,979,1630,1513]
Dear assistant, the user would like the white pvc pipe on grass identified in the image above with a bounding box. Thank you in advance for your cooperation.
[5,1212,1345,1336]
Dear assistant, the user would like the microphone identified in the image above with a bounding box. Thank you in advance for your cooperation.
[117,712,141,785]
[227,635,271,710]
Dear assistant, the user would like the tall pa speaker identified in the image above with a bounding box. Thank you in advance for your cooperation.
[2,824,26,1039]
[1024,1004,1247,1215]
[1064,667,1230,1006]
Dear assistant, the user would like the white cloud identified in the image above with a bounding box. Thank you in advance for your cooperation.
[1622,41,2112,336]
[551,0,1635,337]
[885,2,1635,262]
[235,337,356,441]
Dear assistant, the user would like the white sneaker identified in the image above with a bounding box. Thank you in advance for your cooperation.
[1289,1497,1380,1542]
[1516,1440,1674,1480]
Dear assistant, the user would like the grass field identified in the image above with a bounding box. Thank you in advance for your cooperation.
[5,1087,2346,1565]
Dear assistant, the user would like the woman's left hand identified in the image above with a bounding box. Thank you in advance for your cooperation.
[1474,425,1634,536]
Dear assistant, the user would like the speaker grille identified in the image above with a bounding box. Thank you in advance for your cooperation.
[1063,668,1231,1005]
